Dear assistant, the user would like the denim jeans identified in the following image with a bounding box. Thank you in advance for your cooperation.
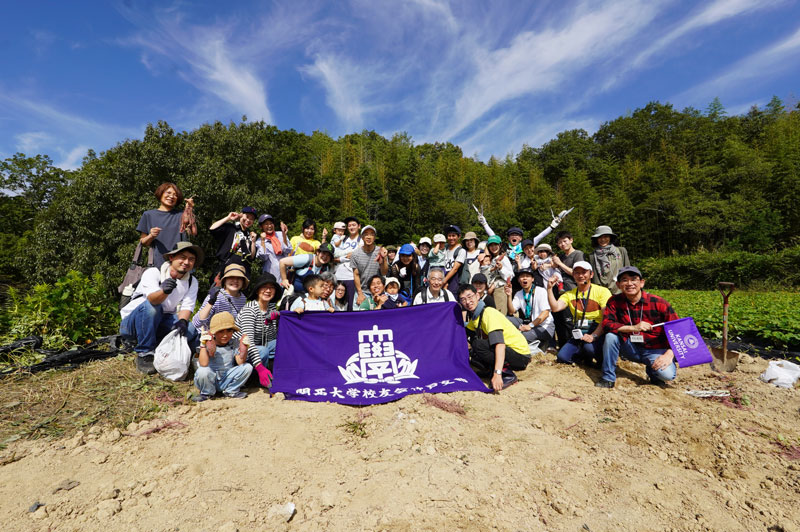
[256,340,277,364]
[556,335,605,364]
[194,364,252,396]
[601,332,677,383]
[119,300,198,355]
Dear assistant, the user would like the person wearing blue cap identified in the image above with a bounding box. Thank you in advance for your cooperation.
[389,244,422,304]
[209,207,259,282]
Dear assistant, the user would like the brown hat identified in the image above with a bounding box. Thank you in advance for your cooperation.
[221,263,249,288]
[209,312,239,335]
[462,231,479,245]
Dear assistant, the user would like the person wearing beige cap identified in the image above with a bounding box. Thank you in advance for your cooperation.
[191,263,249,332]
[588,225,630,294]
[461,231,482,282]
[534,243,562,287]
[193,311,253,401]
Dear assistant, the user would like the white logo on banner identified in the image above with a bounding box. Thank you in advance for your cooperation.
[685,334,699,349]
[338,325,419,384]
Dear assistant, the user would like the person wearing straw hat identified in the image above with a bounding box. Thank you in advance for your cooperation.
[461,231,482,282]
[193,311,253,401]
[191,263,249,332]
[588,225,630,294]
[596,266,678,389]
[120,241,204,374]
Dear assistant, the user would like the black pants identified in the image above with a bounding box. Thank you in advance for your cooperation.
[470,337,530,374]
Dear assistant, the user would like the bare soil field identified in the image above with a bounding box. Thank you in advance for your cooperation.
[1,353,799,532]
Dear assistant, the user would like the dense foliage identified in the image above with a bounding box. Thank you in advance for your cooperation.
[653,290,800,350]
[1,98,799,289]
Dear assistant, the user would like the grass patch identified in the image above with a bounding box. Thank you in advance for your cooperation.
[0,354,194,447]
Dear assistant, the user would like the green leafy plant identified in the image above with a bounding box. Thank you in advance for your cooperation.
[2,270,119,350]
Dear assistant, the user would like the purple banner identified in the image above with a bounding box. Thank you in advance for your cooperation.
[270,302,490,405]
[663,317,712,367]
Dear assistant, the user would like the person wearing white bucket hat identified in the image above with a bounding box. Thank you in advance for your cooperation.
[588,225,630,294]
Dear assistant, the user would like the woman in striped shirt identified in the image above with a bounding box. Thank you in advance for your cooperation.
[235,273,282,388]
[191,263,248,332]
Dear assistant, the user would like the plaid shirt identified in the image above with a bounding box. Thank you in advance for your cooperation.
[602,291,678,349]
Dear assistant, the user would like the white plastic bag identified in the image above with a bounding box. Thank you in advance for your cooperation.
[154,329,192,381]
[759,360,800,389]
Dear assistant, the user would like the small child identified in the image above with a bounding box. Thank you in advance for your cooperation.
[331,221,347,248]
[534,243,563,286]
[427,234,447,268]
[383,277,407,309]
[290,274,335,312]
[193,312,253,402]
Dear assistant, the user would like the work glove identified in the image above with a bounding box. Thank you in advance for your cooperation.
[207,285,220,306]
[173,318,189,336]
[477,213,487,226]
[160,278,177,294]
[255,364,273,388]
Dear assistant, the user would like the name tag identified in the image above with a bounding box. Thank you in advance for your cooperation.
[630,334,644,343]
[575,319,589,330]
[572,329,584,340]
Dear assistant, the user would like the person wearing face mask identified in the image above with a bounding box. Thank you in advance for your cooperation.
[588,225,630,294]
[209,206,259,281]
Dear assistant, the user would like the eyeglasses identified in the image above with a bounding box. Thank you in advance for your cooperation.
[459,293,477,303]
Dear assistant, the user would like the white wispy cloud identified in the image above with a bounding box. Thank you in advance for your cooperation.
[675,23,800,105]
[300,55,371,130]
[602,0,782,90]
[15,131,52,153]
[56,145,89,170]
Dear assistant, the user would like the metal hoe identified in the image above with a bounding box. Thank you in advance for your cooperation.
[712,282,737,372]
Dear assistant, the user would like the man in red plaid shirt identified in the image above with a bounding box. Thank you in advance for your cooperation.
[597,266,679,388]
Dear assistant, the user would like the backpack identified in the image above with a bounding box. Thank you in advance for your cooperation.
[447,245,472,285]
[279,293,303,312]
[415,287,451,305]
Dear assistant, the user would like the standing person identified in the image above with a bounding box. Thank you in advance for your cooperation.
[279,242,335,295]
[442,225,466,295]
[136,182,196,267]
[209,207,258,281]
[588,225,630,295]
[412,268,454,305]
[479,235,514,316]
[351,225,389,308]
[461,231,482,282]
[389,244,421,304]
[477,210,570,261]
[597,266,679,388]
[459,284,529,391]
[236,274,282,388]
[505,268,554,348]
[290,218,323,256]
[546,261,611,367]
[255,214,292,279]
[191,263,248,332]
[333,217,363,311]
[551,231,586,348]
[119,242,203,374]
[417,237,432,285]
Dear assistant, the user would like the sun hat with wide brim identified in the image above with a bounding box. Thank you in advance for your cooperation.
[461,231,479,246]
[163,241,205,268]
[220,263,250,289]
[209,311,240,334]
[591,225,620,247]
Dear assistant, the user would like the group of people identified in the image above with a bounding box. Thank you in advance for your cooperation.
[119,182,680,399]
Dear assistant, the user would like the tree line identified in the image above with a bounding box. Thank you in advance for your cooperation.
[1,97,799,289]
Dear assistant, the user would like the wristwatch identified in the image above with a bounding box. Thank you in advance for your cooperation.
[494,370,502,375]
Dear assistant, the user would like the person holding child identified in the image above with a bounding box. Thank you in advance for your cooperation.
[358,275,389,311]
[193,312,253,402]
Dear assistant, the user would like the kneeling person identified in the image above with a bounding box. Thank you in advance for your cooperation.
[459,284,530,392]
[597,267,678,388]
[193,312,253,402]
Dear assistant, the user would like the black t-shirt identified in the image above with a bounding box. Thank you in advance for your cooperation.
[558,249,586,291]
[211,223,255,266]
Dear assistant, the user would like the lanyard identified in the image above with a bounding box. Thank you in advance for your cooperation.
[522,288,533,319]
[572,285,591,325]
[626,300,644,326]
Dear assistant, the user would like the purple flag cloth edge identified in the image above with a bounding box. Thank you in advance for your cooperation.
[663,317,712,368]
[270,302,490,405]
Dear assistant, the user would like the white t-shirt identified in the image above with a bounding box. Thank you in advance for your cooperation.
[334,235,363,281]
[412,288,455,305]
[444,246,466,271]
[511,286,555,336]
[290,297,330,312]
[120,264,198,319]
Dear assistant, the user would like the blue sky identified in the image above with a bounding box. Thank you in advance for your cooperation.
[2,0,799,169]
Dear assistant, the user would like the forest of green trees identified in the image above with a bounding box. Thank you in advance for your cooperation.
[2,98,799,289]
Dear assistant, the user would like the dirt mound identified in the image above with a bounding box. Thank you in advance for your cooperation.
[2,354,799,531]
